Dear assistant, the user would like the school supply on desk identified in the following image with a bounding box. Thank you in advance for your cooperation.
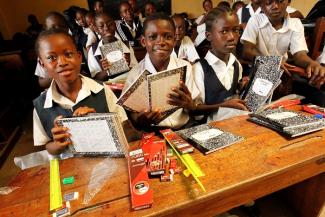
[127,147,153,211]
[249,108,325,137]
[177,124,244,155]
[100,40,129,76]
[50,159,62,212]
[141,134,167,176]
[242,56,284,112]
[163,131,206,192]
[160,129,194,154]
[57,113,128,157]
[302,104,325,117]
[117,66,186,122]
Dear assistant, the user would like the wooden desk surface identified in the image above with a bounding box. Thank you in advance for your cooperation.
[1,106,325,217]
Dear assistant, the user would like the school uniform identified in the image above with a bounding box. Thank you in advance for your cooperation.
[317,45,325,64]
[237,3,261,24]
[122,54,200,129]
[33,75,128,146]
[86,30,99,48]
[171,36,200,63]
[241,13,308,60]
[195,13,206,25]
[193,51,242,105]
[87,39,138,78]
[115,17,142,47]
[194,23,206,46]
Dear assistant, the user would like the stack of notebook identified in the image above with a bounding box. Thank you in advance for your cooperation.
[248,108,325,137]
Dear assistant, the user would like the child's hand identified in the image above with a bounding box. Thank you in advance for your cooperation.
[238,76,250,92]
[280,60,295,76]
[73,106,96,116]
[100,58,112,72]
[307,62,325,87]
[51,115,71,150]
[124,53,131,66]
[167,81,196,111]
[133,110,162,126]
[220,99,248,111]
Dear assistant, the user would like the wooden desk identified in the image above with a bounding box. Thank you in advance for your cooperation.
[1,107,325,217]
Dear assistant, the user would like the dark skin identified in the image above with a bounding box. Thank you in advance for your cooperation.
[120,2,134,27]
[242,0,325,88]
[130,19,193,128]
[94,13,131,81]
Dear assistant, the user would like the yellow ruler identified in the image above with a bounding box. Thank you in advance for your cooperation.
[164,138,206,192]
[50,158,63,211]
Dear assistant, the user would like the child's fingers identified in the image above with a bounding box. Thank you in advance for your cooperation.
[283,62,296,69]
[56,140,71,148]
[53,115,63,128]
[53,133,70,142]
[309,67,319,84]
[179,81,191,95]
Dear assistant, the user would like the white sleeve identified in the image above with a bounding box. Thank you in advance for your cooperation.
[237,8,243,24]
[183,61,200,101]
[240,17,259,45]
[317,45,325,64]
[192,62,205,104]
[104,85,128,122]
[184,37,200,62]
[289,20,308,55]
[87,48,102,78]
[86,32,97,48]
[33,109,51,146]
[35,61,50,79]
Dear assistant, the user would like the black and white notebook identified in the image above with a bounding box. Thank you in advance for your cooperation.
[117,66,186,122]
[242,56,283,112]
[100,40,129,76]
[176,124,244,155]
[250,108,324,130]
[57,113,128,157]
[248,116,325,137]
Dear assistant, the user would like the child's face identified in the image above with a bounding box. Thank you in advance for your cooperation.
[86,15,98,33]
[94,2,104,13]
[141,20,175,67]
[45,16,69,32]
[172,17,186,43]
[38,34,82,84]
[261,0,288,22]
[206,14,240,56]
[145,3,156,17]
[203,1,213,12]
[120,3,133,22]
[75,12,86,27]
[96,14,116,39]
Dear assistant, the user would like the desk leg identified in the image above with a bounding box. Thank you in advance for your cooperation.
[283,173,325,217]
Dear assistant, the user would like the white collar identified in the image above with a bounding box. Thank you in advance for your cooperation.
[143,53,177,74]
[44,75,103,108]
[258,13,297,32]
[205,51,236,68]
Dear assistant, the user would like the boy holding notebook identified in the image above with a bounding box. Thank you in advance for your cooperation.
[122,13,200,130]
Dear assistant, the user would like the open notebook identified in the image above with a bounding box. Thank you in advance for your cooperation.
[117,66,186,122]
[57,113,128,157]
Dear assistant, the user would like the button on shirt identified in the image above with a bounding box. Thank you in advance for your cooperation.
[33,75,128,146]
[193,51,242,103]
[241,13,308,60]
[122,54,200,129]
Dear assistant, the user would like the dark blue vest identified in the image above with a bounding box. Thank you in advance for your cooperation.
[200,58,239,105]
[33,88,109,139]
[242,7,251,23]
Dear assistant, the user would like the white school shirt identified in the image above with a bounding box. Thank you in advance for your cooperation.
[194,23,206,46]
[87,39,138,78]
[236,3,261,24]
[241,13,308,60]
[171,36,200,63]
[122,54,200,129]
[33,75,128,146]
[195,14,205,25]
[317,44,325,64]
[193,51,242,103]
[86,31,98,48]
[286,6,297,13]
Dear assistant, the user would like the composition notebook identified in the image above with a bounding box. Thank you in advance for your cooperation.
[117,66,186,122]
[242,56,283,112]
[100,40,129,76]
[57,113,128,157]
[176,124,244,155]
[248,108,325,137]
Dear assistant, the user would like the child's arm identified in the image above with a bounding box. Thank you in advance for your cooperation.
[242,40,262,62]
[293,51,325,87]
[129,110,162,129]
[93,58,112,81]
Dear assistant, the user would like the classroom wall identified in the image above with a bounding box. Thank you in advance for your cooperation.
[0,0,88,40]
[0,0,319,40]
